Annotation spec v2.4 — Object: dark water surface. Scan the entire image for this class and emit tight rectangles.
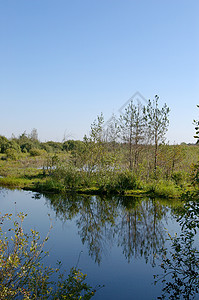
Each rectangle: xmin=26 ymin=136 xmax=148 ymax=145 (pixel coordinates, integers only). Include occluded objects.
xmin=0 ymin=188 xmax=184 ymax=299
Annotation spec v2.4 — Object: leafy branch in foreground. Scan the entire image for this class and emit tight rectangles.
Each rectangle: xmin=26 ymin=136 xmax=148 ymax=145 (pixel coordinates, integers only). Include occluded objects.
xmin=0 ymin=212 xmax=97 ymax=299
xmin=154 ymin=192 xmax=199 ymax=299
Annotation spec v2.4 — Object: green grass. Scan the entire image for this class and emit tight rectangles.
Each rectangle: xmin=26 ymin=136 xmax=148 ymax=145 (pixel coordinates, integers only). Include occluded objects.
xmin=0 ymin=153 xmax=57 ymax=189
xmin=0 ymin=177 xmax=37 ymax=188
xmin=145 ymin=180 xmax=182 ymax=198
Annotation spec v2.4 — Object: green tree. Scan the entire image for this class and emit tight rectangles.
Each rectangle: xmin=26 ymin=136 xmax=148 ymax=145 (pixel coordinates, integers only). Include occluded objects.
xmin=119 ymin=101 xmax=145 ymax=170
xmin=0 ymin=136 xmax=9 ymax=153
xmin=83 ymin=113 xmax=105 ymax=173
xmin=104 ymin=114 xmax=120 ymax=145
xmin=144 ymin=95 xmax=170 ymax=175
xmin=2 ymin=140 xmax=21 ymax=154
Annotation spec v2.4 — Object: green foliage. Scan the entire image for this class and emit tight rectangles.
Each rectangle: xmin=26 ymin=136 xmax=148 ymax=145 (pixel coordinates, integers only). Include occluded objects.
xmin=35 ymin=178 xmax=64 ymax=193
xmin=0 ymin=177 xmax=32 ymax=188
xmin=41 ymin=154 xmax=60 ymax=176
xmin=52 ymin=164 xmax=84 ymax=190
xmin=1 ymin=140 xmax=21 ymax=155
xmin=146 ymin=180 xmax=180 ymax=198
xmin=5 ymin=149 xmax=19 ymax=160
xmin=90 ymin=113 xmax=104 ymax=143
xmin=21 ymin=141 xmax=34 ymax=153
xmin=17 ymin=132 xmax=38 ymax=153
xmin=0 ymin=136 xmax=9 ymax=153
xmin=0 ymin=141 xmax=197 ymax=196
xmin=29 ymin=148 xmax=46 ymax=157
xmin=155 ymin=193 xmax=199 ymax=299
xmin=63 ymin=167 xmax=83 ymax=190
xmin=63 ymin=140 xmax=85 ymax=152
xmin=90 ymin=169 xmax=142 ymax=193
xmin=104 ymin=113 xmax=120 ymax=144
xmin=190 ymin=162 xmax=199 ymax=187
xmin=1 ymin=106 xmax=199 ymax=196
xmin=119 ymin=101 xmax=145 ymax=170
xmin=92 ymin=169 xmax=116 ymax=192
xmin=144 ymin=95 xmax=170 ymax=173
xmin=115 ymin=171 xmax=139 ymax=190
xmin=0 ymin=212 xmax=96 ymax=299
xmin=43 ymin=141 xmax=63 ymax=153
xmin=144 ymin=96 xmax=170 ymax=144
xmin=171 ymin=171 xmax=185 ymax=185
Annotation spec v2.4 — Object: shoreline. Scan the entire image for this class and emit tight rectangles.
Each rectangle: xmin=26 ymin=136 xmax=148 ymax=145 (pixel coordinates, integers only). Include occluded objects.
xmin=0 ymin=176 xmax=185 ymax=199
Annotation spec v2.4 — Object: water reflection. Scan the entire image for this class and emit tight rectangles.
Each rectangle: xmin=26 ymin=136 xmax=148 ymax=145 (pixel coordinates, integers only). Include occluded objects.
xmin=116 ymin=198 xmax=167 ymax=265
xmin=44 ymin=193 xmax=178 ymax=266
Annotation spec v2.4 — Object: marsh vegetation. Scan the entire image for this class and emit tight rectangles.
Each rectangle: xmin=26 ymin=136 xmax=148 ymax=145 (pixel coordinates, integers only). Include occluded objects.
xmin=0 ymin=98 xmax=199 ymax=198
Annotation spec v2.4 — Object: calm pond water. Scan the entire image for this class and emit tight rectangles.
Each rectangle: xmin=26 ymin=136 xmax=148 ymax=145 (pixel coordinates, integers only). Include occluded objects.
xmin=0 ymin=188 xmax=191 ymax=299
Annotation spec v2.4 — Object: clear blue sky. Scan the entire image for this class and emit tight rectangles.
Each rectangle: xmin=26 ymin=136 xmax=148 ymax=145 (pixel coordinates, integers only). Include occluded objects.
xmin=0 ymin=0 xmax=199 ymax=143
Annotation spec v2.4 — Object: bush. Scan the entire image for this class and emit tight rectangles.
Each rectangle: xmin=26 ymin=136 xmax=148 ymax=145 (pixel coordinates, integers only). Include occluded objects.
xmin=0 ymin=212 xmax=96 ymax=299
xmin=36 ymin=178 xmax=64 ymax=193
xmin=95 ymin=170 xmax=141 ymax=193
xmin=1 ymin=140 xmax=21 ymax=154
xmin=115 ymin=171 xmax=138 ymax=190
xmin=146 ymin=180 xmax=180 ymax=198
xmin=29 ymin=148 xmax=46 ymax=157
xmin=190 ymin=162 xmax=199 ymax=187
xmin=20 ymin=141 xmax=34 ymax=153
xmin=63 ymin=166 xmax=82 ymax=189
xmin=5 ymin=148 xmax=19 ymax=160
xmin=171 ymin=171 xmax=186 ymax=185
xmin=0 ymin=136 xmax=9 ymax=153
xmin=52 ymin=164 xmax=86 ymax=190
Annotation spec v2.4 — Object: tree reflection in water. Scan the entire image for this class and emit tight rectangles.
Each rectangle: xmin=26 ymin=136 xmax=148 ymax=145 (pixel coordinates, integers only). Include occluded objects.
xmin=155 ymin=192 xmax=199 ymax=300
xmin=44 ymin=193 xmax=173 ymax=267
xmin=76 ymin=196 xmax=119 ymax=264
xmin=116 ymin=197 xmax=168 ymax=265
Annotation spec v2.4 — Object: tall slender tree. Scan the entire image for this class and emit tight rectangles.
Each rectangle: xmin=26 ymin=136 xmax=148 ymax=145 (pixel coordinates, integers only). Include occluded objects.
xmin=83 ymin=113 xmax=105 ymax=172
xmin=144 ymin=95 xmax=170 ymax=174
xmin=119 ymin=101 xmax=146 ymax=170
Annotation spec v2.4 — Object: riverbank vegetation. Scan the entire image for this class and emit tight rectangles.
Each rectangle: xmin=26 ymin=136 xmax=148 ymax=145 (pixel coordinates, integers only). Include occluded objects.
xmin=0 ymin=97 xmax=199 ymax=198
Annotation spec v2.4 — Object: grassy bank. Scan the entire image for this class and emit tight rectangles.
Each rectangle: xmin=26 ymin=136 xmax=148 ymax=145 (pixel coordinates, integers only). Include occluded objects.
xmin=33 ymin=178 xmax=185 ymax=198
xmin=0 ymin=152 xmax=196 ymax=199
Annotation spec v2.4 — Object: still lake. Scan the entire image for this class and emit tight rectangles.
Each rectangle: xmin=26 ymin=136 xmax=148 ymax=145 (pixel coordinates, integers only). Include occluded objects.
xmin=0 ymin=188 xmax=183 ymax=299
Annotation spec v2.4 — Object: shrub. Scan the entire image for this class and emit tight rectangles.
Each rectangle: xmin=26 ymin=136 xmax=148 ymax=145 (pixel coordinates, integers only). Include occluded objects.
xmin=1 ymin=140 xmax=21 ymax=154
xmin=190 ymin=162 xmax=199 ymax=187
xmin=29 ymin=148 xmax=46 ymax=157
xmin=20 ymin=141 xmax=34 ymax=153
xmin=146 ymin=180 xmax=180 ymax=198
xmin=115 ymin=171 xmax=138 ymax=190
xmin=171 ymin=171 xmax=186 ymax=185
xmin=0 ymin=212 xmax=96 ymax=299
xmin=5 ymin=148 xmax=19 ymax=160
xmin=95 ymin=169 xmax=141 ymax=193
xmin=36 ymin=178 xmax=64 ymax=193
xmin=63 ymin=166 xmax=82 ymax=189
xmin=53 ymin=164 xmax=85 ymax=190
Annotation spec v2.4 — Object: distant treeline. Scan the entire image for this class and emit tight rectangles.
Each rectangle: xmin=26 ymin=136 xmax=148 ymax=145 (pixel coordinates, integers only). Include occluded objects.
xmin=0 ymin=130 xmax=84 ymax=156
